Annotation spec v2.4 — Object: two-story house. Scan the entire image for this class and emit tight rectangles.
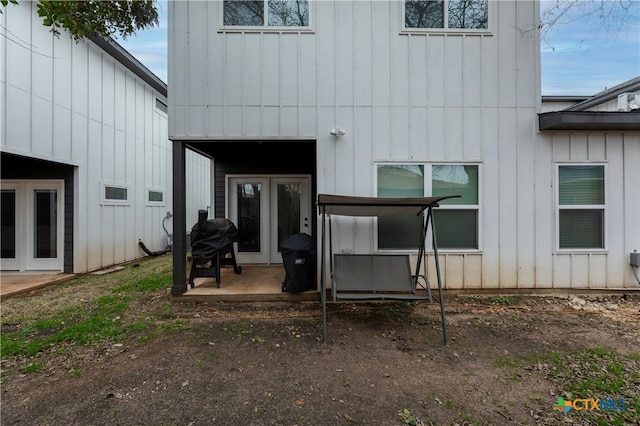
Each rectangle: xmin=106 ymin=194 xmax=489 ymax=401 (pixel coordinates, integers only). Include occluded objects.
xmin=168 ymin=0 xmax=639 ymax=295
xmin=1 ymin=1 xmax=211 ymax=275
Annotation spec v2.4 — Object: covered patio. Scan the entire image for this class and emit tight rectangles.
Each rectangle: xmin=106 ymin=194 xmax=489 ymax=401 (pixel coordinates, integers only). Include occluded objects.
xmin=178 ymin=264 xmax=320 ymax=303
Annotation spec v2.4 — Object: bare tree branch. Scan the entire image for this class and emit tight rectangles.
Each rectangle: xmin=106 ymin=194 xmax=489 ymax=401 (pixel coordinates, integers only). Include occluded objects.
xmin=540 ymin=0 xmax=639 ymax=42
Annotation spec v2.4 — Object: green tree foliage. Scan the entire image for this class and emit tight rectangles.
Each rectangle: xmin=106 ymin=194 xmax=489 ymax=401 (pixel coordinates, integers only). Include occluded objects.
xmin=0 ymin=0 xmax=159 ymax=41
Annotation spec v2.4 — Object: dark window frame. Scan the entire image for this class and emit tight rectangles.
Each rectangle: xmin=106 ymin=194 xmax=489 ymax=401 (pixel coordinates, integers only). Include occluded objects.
xmin=222 ymin=0 xmax=311 ymax=29
xmin=403 ymin=0 xmax=490 ymax=32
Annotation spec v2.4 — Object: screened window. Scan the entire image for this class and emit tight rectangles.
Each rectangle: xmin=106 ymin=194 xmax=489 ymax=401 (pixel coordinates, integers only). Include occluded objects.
xmin=558 ymin=165 xmax=605 ymax=249
xmin=405 ymin=0 xmax=488 ymax=30
xmin=377 ymin=164 xmax=479 ymax=250
xmin=224 ymin=0 xmax=309 ymax=27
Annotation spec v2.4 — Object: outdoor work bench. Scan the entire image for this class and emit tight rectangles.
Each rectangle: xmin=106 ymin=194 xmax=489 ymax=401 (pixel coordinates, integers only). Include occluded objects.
xmin=317 ymin=194 xmax=460 ymax=345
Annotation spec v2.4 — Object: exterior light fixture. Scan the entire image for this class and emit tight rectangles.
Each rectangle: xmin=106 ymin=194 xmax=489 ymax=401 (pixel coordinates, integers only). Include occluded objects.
xmin=330 ymin=128 xmax=346 ymax=137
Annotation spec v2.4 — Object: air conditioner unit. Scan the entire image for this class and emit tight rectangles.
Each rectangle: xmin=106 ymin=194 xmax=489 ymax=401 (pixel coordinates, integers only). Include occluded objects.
xmin=617 ymin=92 xmax=640 ymax=111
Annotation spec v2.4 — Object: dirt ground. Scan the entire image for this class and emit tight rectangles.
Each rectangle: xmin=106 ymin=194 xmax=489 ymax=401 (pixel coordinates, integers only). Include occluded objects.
xmin=2 ymin=267 xmax=639 ymax=425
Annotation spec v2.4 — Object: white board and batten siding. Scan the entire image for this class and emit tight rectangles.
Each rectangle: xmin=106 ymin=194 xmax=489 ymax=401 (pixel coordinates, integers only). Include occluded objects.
xmin=186 ymin=148 xmax=214 ymax=226
xmin=536 ymin=130 xmax=640 ymax=289
xmin=170 ymin=0 xmax=639 ymax=290
xmin=1 ymin=2 xmax=210 ymax=273
xmin=539 ymin=91 xmax=639 ymax=289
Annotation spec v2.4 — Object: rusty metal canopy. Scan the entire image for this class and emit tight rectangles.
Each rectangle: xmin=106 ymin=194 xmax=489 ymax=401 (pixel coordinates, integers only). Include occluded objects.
xmin=316 ymin=194 xmax=460 ymax=217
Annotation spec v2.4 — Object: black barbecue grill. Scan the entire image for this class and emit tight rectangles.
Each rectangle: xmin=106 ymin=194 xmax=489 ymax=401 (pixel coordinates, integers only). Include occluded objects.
xmin=188 ymin=210 xmax=241 ymax=288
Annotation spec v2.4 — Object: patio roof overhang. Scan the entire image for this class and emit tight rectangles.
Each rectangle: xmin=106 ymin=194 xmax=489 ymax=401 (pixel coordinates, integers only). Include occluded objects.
xmin=538 ymin=111 xmax=640 ymax=132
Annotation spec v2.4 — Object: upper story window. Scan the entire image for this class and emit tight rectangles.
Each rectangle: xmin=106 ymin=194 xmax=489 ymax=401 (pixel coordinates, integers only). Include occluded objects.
xmin=405 ymin=0 xmax=488 ymax=30
xmin=223 ymin=0 xmax=309 ymax=27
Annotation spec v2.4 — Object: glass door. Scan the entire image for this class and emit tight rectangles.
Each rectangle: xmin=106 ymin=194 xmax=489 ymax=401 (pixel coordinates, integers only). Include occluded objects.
xmin=270 ymin=178 xmax=311 ymax=263
xmin=0 ymin=184 xmax=20 ymax=271
xmin=228 ymin=176 xmax=311 ymax=264
xmin=0 ymin=181 xmax=64 ymax=271
xmin=26 ymin=182 xmax=64 ymax=270
xmin=228 ymin=178 xmax=269 ymax=264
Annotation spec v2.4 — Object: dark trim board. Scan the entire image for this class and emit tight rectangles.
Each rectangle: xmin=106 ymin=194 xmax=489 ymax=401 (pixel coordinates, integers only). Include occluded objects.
xmin=172 ymin=141 xmax=188 ymax=295
xmin=539 ymin=111 xmax=640 ymax=131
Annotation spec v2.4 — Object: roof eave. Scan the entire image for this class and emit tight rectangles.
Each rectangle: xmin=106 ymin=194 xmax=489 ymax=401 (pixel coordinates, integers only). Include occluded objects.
xmin=538 ymin=111 xmax=640 ymax=132
xmin=88 ymin=34 xmax=167 ymax=98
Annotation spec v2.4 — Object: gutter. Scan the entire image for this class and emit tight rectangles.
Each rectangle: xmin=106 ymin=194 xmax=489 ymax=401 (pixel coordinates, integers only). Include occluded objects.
xmin=539 ymin=111 xmax=640 ymax=131
xmin=88 ymin=34 xmax=167 ymax=98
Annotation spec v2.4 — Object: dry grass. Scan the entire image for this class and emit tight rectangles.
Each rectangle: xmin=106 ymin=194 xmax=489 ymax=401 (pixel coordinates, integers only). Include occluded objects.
xmin=1 ymin=255 xmax=172 ymax=324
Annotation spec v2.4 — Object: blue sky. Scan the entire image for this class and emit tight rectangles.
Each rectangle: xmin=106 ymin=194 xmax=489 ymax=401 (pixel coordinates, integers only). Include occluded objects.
xmin=540 ymin=0 xmax=640 ymax=95
xmin=116 ymin=0 xmax=640 ymax=96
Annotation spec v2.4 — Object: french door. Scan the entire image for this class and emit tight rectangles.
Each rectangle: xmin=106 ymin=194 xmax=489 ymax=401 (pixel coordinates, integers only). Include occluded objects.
xmin=0 ymin=180 xmax=64 ymax=271
xmin=227 ymin=176 xmax=311 ymax=264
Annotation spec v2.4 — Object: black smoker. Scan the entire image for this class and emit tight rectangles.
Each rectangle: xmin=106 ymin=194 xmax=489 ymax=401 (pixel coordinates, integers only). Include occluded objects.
xmin=280 ymin=232 xmax=317 ymax=293
xmin=189 ymin=210 xmax=241 ymax=288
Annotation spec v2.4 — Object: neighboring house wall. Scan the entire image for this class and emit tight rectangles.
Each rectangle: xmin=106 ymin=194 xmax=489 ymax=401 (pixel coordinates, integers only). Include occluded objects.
xmin=169 ymin=0 xmax=639 ymax=290
xmin=536 ymin=126 xmax=640 ymax=289
xmin=186 ymin=148 xmax=213 ymax=226
xmin=584 ymin=100 xmax=622 ymax=112
xmin=0 ymin=2 xmax=210 ymax=273
xmin=540 ymin=99 xmax=587 ymax=113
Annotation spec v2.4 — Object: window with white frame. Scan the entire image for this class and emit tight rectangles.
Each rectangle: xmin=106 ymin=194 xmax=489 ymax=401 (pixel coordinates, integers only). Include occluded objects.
xmin=155 ymin=98 xmax=168 ymax=114
xmin=376 ymin=163 xmax=479 ymax=250
xmin=557 ymin=164 xmax=605 ymax=250
xmin=147 ymin=189 xmax=164 ymax=205
xmin=102 ymin=183 xmax=130 ymax=205
xmin=404 ymin=0 xmax=488 ymax=30
xmin=223 ymin=0 xmax=309 ymax=27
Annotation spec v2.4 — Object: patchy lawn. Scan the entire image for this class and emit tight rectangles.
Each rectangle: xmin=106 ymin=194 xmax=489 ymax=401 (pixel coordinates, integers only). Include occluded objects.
xmin=1 ymin=255 xmax=639 ymax=425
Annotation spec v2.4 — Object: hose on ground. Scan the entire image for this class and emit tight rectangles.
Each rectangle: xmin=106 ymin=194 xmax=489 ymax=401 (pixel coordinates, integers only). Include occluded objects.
xmin=138 ymin=240 xmax=167 ymax=257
